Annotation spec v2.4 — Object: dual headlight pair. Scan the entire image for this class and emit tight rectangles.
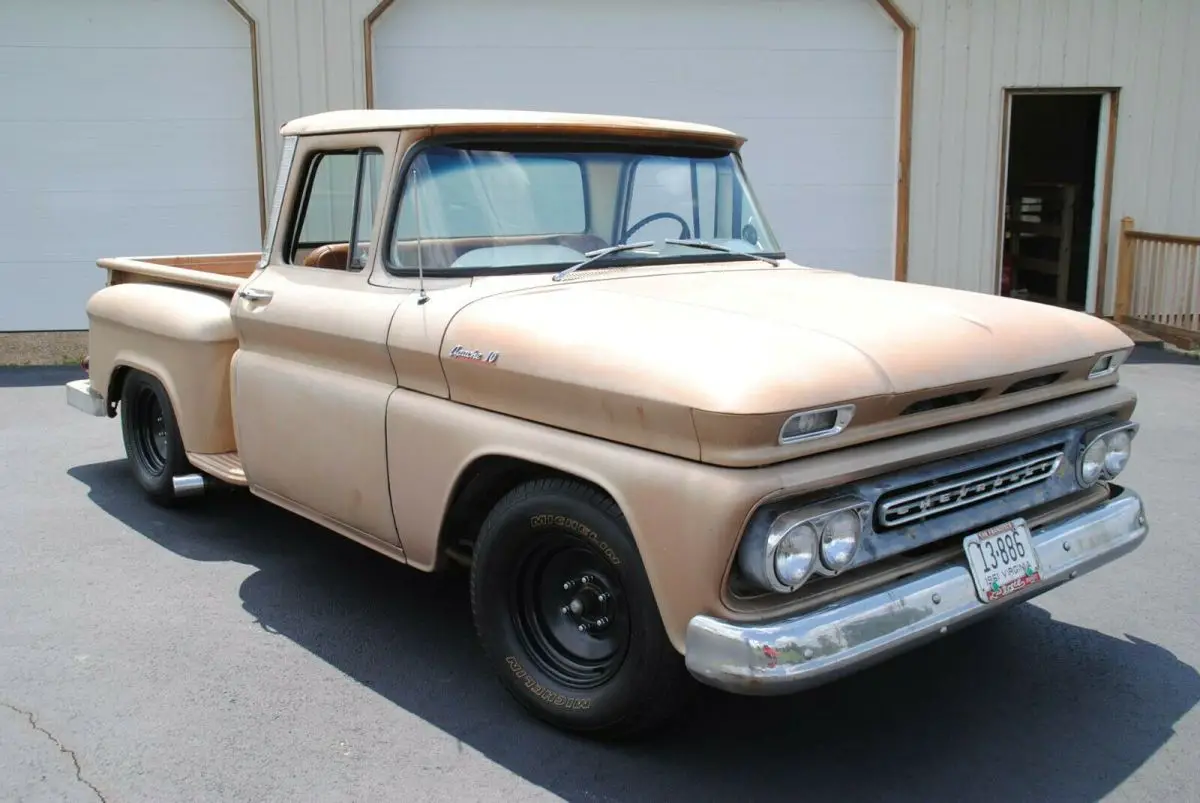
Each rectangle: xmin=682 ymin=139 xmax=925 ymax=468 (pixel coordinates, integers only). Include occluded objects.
xmin=1078 ymin=421 xmax=1137 ymax=486
xmin=737 ymin=497 xmax=870 ymax=594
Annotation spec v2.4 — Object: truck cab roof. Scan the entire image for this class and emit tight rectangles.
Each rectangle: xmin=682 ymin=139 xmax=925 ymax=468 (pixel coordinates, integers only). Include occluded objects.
xmin=277 ymin=108 xmax=746 ymax=148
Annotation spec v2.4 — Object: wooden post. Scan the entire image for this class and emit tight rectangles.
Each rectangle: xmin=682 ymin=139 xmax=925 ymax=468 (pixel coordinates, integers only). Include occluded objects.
xmin=1115 ymin=216 xmax=1135 ymax=320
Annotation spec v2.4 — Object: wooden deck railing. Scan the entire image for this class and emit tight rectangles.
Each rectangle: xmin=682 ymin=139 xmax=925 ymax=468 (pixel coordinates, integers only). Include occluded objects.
xmin=1115 ymin=217 xmax=1200 ymax=348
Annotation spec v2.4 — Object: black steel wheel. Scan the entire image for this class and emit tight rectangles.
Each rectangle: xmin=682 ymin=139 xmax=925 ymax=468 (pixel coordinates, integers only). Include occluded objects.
xmin=470 ymin=478 xmax=695 ymax=739
xmin=510 ymin=536 xmax=631 ymax=690
xmin=119 ymin=370 xmax=189 ymax=505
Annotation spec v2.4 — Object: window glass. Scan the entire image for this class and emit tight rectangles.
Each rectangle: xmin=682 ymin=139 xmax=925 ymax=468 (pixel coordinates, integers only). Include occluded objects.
xmin=387 ymin=143 xmax=780 ymax=274
xmin=394 ymin=148 xmax=585 ymax=241
xmin=349 ymin=151 xmax=384 ymax=269
xmin=625 ymin=157 xmax=718 ymax=241
xmin=289 ymin=148 xmax=383 ymax=270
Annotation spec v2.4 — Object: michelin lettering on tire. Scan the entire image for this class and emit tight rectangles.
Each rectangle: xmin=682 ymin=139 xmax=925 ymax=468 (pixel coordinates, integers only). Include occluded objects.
xmin=505 ymin=656 xmax=592 ymax=710
xmin=529 ymin=513 xmax=621 ymax=565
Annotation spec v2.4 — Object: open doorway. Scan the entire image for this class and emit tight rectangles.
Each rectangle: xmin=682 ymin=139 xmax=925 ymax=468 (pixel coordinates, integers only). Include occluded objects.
xmin=997 ymin=90 xmax=1115 ymax=312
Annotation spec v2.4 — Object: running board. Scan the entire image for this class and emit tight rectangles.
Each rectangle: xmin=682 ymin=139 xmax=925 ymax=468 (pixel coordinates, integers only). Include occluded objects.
xmin=186 ymin=451 xmax=247 ymax=486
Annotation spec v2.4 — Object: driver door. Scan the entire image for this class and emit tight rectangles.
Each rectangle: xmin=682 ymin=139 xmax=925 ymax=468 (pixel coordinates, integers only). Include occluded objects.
xmin=230 ymin=131 xmax=405 ymax=547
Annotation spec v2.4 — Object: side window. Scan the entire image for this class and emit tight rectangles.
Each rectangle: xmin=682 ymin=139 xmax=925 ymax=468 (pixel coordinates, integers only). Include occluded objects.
xmin=288 ymin=148 xmax=383 ymax=270
xmin=625 ymin=157 xmax=717 ymax=241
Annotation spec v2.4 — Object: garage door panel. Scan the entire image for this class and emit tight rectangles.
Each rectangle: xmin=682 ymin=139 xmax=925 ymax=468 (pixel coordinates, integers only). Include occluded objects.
xmin=0 ymin=190 xmax=260 ymax=263
xmin=1 ymin=0 xmax=259 ymax=331
xmin=0 ymin=121 xmax=257 ymax=193
xmin=774 ymin=184 xmax=896 ymax=248
xmin=380 ymin=0 xmax=895 ymax=51
xmin=0 ymin=49 xmax=253 ymax=122
xmin=373 ymin=0 xmax=898 ymax=280
xmin=0 ymin=0 xmax=245 ymax=49
xmin=374 ymin=48 xmax=896 ymax=124
xmin=740 ymin=119 xmax=896 ymax=186
xmin=745 ymin=183 xmax=894 ymax=277
xmin=0 ymin=263 xmax=106 ymax=332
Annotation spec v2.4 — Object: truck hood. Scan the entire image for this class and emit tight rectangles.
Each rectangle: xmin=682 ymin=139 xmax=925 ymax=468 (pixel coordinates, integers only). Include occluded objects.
xmin=439 ymin=264 xmax=1134 ymax=464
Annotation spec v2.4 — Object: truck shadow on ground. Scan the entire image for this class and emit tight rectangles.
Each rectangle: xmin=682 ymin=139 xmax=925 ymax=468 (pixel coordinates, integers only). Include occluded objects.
xmin=69 ymin=459 xmax=1198 ymax=803
xmin=0 ymin=365 xmax=84 ymax=389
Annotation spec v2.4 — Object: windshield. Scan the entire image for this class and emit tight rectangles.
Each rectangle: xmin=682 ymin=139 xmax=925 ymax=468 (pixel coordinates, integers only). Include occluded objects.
xmin=387 ymin=142 xmax=782 ymax=274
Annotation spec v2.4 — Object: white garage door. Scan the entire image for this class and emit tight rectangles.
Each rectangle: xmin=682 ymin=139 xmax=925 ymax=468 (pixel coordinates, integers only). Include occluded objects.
xmin=0 ymin=0 xmax=261 ymax=331
xmin=371 ymin=0 xmax=899 ymax=279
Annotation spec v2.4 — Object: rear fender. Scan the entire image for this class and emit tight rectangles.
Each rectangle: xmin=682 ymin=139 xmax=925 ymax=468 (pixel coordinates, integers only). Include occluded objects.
xmin=86 ymin=282 xmax=239 ymax=454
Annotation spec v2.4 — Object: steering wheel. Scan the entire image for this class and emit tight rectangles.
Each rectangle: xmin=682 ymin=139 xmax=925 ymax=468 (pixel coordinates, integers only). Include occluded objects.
xmin=620 ymin=211 xmax=691 ymax=243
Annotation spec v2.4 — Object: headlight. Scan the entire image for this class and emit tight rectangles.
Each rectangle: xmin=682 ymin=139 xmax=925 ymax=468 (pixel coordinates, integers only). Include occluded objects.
xmin=773 ymin=521 xmax=818 ymax=587
xmin=737 ymin=497 xmax=869 ymax=593
xmin=1104 ymin=429 xmax=1133 ymax=474
xmin=819 ymin=510 xmax=862 ymax=571
xmin=1079 ymin=439 xmax=1107 ymax=485
xmin=1076 ymin=422 xmax=1139 ymax=487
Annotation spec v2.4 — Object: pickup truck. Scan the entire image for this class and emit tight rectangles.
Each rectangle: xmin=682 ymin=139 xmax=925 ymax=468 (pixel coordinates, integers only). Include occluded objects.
xmin=66 ymin=108 xmax=1149 ymax=739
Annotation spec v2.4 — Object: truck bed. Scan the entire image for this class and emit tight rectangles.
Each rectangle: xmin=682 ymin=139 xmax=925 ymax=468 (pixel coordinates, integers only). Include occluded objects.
xmin=97 ymin=252 xmax=260 ymax=295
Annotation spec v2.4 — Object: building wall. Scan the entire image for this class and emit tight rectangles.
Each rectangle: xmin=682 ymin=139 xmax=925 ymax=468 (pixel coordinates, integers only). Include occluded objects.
xmin=234 ymin=0 xmax=383 ymax=198
xmin=7 ymin=0 xmax=1197 ymax=360
xmin=241 ymin=0 xmax=1200 ymax=315
xmin=893 ymin=0 xmax=1200 ymax=313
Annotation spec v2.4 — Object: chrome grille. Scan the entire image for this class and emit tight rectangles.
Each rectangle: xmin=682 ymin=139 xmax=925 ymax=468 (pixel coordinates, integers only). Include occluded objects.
xmin=876 ymin=449 xmax=1064 ymax=528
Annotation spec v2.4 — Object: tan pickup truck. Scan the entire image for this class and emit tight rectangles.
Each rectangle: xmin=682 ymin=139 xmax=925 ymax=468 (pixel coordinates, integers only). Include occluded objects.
xmin=66 ymin=109 xmax=1148 ymax=739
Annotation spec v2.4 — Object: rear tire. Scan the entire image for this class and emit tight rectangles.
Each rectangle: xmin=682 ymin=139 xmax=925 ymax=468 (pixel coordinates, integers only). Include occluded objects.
xmin=470 ymin=478 xmax=695 ymax=739
xmin=119 ymin=370 xmax=190 ymax=506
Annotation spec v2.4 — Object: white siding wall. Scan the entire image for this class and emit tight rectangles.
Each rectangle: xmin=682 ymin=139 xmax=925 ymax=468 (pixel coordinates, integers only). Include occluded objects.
xmin=894 ymin=0 xmax=1200 ymax=312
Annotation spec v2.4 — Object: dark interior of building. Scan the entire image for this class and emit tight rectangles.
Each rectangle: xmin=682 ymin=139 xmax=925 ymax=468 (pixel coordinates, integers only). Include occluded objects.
xmin=1001 ymin=93 xmax=1103 ymax=309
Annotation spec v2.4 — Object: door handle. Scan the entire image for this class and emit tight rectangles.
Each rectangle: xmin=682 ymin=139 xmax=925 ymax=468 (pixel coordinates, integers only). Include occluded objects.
xmin=238 ymin=287 xmax=273 ymax=302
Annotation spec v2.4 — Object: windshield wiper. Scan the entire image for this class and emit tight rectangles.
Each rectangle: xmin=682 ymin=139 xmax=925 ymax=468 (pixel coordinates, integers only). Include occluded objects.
xmin=551 ymin=241 xmax=656 ymax=282
xmin=665 ymin=238 xmax=780 ymax=267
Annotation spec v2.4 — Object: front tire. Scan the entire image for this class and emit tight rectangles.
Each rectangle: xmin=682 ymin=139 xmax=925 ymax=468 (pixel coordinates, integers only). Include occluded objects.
xmin=470 ymin=478 xmax=695 ymax=739
xmin=119 ymin=370 xmax=190 ymax=506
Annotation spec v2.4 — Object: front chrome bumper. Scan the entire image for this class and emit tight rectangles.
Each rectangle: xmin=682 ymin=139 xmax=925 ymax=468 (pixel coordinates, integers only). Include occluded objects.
xmin=685 ymin=486 xmax=1148 ymax=695
xmin=65 ymin=378 xmax=107 ymax=417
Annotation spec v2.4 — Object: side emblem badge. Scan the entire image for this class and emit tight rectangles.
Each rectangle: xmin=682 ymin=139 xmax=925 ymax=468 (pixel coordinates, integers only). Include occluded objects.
xmin=449 ymin=345 xmax=500 ymax=365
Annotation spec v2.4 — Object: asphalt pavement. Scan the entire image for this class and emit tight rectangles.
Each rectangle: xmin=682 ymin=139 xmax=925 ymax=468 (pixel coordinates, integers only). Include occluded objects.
xmin=1 ymin=351 xmax=1197 ymax=803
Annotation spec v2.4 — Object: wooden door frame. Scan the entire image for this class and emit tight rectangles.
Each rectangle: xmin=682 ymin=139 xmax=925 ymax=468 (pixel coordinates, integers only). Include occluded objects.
xmin=993 ymin=87 xmax=1120 ymax=314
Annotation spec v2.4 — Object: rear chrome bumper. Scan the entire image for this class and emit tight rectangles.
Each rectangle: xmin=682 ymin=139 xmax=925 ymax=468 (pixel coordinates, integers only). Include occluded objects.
xmin=65 ymin=379 xmax=106 ymax=417
xmin=685 ymin=486 xmax=1148 ymax=695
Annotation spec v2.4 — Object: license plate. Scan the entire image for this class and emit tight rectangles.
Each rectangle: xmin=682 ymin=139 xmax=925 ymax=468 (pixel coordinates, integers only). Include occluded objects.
xmin=963 ymin=519 xmax=1042 ymax=603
